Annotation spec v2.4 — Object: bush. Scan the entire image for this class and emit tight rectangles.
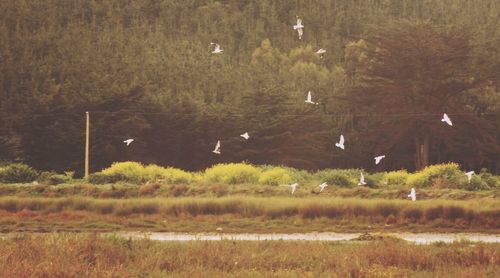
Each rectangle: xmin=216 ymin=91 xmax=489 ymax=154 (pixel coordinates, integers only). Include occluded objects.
xmin=88 ymin=173 xmax=124 ymax=184
xmin=203 ymin=163 xmax=260 ymax=184
xmin=37 ymin=171 xmax=72 ymax=185
xmin=382 ymin=170 xmax=410 ymax=187
xmin=364 ymin=172 xmax=384 ymax=188
xmin=464 ymin=175 xmax=489 ymax=191
xmin=258 ymin=168 xmax=293 ymax=186
xmin=95 ymin=163 xmax=193 ymax=184
xmin=478 ymin=169 xmax=499 ymax=189
xmin=101 ymin=162 xmax=146 ymax=183
xmin=37 ymin=171 xmax=58 ymax=183
xmin=143 ymin=164 xmax=165 ymax=181
xmin=0 ymin=163 xmax=39 ymax=183
xmin=407 ymin=163 xmax=464 ymax=188
xmin=162 ymin=167 xmax=193 ymax=184
xmin=314 ymin=169 xmax=358 ymax=187
xmin=47 ymin=174 xmax=72 ymax=185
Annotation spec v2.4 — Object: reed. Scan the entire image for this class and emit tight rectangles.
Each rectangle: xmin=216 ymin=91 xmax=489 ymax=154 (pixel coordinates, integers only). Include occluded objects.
xmin=0 ymin=233 xmax=498 ymax=277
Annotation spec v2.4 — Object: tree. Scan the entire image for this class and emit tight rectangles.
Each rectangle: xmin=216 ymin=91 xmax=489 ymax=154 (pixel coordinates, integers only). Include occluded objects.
xmin=343 ymin=20 xmax=499 ymax=170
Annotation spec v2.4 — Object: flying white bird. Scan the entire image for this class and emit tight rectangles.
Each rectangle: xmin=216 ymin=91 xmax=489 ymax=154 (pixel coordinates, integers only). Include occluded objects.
xmin=211 ymin=43 xmax=223 ymax=54
xmin=465 ymin=171 xmax=474 ymax=183
xmin=293 ymin=16 xmax=304 ymax=40
xmin=212 ymin=140 xmax=221 ymax=154
xmin=335 ymin=134 xmax=345 ymax=150
xmin=374 ymin=155 xmax=386 ymax=165
xmin=408 ymin=187 xmax=416 ymax=201
xmin=316 ymin=48 xmax=326 ymax=58
xmin=240 ymin=132 xmax=250 ymax=140
xmin=290 ymin=183 xmax=298 ymax=194
xmin=305 ymin=91 xmax=317 ymax=105
xmin=123 ymin=139 xmax=134 ymax=146
xmin=358 ymin=172 xmax=366 ymax=186
xmin=318 ymin=182 xmax=328 ymax=192
xmin=441 ymin=113 xmax=453 ymax=126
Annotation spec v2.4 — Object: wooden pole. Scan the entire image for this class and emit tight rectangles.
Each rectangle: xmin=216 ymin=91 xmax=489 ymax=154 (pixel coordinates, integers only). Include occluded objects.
xmin=85 ymin=111 xmax=90 ymax=179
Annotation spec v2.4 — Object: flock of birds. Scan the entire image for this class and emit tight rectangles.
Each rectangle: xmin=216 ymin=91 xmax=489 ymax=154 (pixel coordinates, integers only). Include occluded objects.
xmin=119 ymin=16 xmax=475 ymax=202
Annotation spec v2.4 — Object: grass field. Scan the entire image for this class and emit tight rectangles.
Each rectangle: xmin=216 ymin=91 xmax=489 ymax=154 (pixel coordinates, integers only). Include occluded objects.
xmin=0 ymin=233 xmax=498 ymax=277
xmin=1 ymin=182 xmax=498 ymax=200
xmin=0 ymin=196 xmax=498 ymax=233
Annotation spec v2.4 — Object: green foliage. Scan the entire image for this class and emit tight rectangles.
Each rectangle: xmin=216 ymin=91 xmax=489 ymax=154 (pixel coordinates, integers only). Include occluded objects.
xmin=2 ymin=161 xmax=498 ymax=192
xmin=102 ymin=162 xmax=146 ymax=184
xmin=464 ymin=175 xmax=489 ymax=191
xmin=478 ymin=169 xmax=499 ymax=188
xmin=382 ymin=170 xmax=410 ymax=187
xmin=92 ymin=162 xmax=193 ymax=184
xmin=1 ymin=0 xmax=499 ymax=172
xmin=314 ymin=169 xmax=359 ymax=187
xmin=203 ymin=163 xmax=260 ymax=185
xmin=0 ymin=163 xmax=39 ymax=183
xmin=258 ymin=168 xmax=293 ymax=186
xmin=88 ymin=173 xmax=124 ymax=185
xmin=364 ymin=172 xmax=384 ymax=188
xmin=161 ymin=167 xmax=193 ymax=184
xmin=37 ymin=171 xmax=72 ymax=185
xmin=407 ymin=163 xmax=464 ymax=188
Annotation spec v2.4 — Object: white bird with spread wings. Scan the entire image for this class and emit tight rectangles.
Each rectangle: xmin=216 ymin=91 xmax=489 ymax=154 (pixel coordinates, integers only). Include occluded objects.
xmin=240 ymin=132 xmax=249 ymax=140
xmin=335 ymin=134 xmax=345 ymax=150
xmin=441 ymin=113 xmax=453 ymax=126
xmin=293 ymin=16 xmax=304 ymax=40
xmin=212 ymin=140 xmax=221 ymax=154
xmin=318 ymin=182 xmax=328 ymax=192
xmin=465 ymin=171 xmax=474 ymax=183
xmin=123 ymin=139 xmax=134 ymax=146
xmin=305 ymin=91 xmax=317 ymax=105
xmin=211 ymin=43 xmax=223 ymax=54
xmin=374 ymin=155 xmax=386 ymax=165
xmin=358 ymin=172 xmax=366 ymax=186
xmin=408 ymin=187 xmax=416 ymax=201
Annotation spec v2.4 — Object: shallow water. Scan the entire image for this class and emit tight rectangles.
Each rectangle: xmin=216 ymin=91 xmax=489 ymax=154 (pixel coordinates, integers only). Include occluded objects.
xmin=119 ymin=232 xmax=500 ymax=244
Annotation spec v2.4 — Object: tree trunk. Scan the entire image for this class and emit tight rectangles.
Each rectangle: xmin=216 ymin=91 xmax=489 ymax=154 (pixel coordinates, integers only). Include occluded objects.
xmin=415 ymin=134 xmax=429 ymax=170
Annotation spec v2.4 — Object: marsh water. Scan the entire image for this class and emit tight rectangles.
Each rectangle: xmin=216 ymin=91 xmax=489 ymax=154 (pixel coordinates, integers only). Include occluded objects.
xmin=118 ymin=232 xmax=500 ymax=244
xmin=1 ymin=232 xmax=498 ymax=244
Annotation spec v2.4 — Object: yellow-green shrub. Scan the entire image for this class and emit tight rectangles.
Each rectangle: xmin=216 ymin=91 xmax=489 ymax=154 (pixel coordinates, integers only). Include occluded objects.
xmin=101 ymin=162 xmax=145 ymax=183
xmin=313 ymin=169 xmax=359 ymax=187
xmin=99 ymin=163 xmax=193 ymax=184
xmin=163 ymin=167 xmax=192 ymax=184
xmin=259 ymin=168 xmax=293 ymax=186
xmin=407 ymin=163 xmax=464 ymax=188
xmin=143 ymin=164 xmax=165 ymax=181
xmin=203 ymin=163 xmax=260 ymax=184
xmin=382 ymin=170 xmax=410 ymax=187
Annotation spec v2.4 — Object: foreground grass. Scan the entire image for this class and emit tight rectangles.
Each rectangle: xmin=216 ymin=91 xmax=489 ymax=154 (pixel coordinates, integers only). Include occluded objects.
xmin=0 ymin=233 xmax=498 ymax=277
xmin=0 ymin=196 xmax=498 ymax=233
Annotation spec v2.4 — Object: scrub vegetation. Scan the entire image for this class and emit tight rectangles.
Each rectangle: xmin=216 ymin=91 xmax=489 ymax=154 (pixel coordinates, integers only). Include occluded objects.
xmin=0 ymin=233 xmax=498 ymax=277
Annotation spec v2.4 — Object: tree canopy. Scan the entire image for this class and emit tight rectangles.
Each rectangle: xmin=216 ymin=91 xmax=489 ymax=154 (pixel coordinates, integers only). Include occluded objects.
xmin=0 ymin=0 xmax=498 ymax=174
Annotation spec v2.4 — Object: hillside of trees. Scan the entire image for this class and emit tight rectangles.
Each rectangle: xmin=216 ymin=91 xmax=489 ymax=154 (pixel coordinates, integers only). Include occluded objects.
xmin=0 ymin=0 xmax=499 ymax=175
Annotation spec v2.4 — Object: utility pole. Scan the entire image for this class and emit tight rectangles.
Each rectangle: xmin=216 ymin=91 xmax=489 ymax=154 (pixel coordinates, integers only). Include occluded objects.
xmin=85 ymin=111 xmax=90 ymax=179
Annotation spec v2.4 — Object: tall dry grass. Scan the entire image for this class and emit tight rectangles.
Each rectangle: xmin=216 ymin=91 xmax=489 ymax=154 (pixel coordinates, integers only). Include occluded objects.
xmin=0 ymin=196 xmax=498 ymax=229
xmin=0 ymin=233 xmax=498 ymax=277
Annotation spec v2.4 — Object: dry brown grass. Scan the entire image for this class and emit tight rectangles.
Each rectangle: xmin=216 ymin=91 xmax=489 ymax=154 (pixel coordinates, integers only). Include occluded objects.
xmin=0 ymin=233 xmax=498 ymax=277
xmin=0 ymin=197 xmax=498 ymax=233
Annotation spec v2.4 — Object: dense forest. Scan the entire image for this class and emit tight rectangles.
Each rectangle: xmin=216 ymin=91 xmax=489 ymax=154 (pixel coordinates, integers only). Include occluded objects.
xmin=0 ymin=0 xmax=499 ymax=175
